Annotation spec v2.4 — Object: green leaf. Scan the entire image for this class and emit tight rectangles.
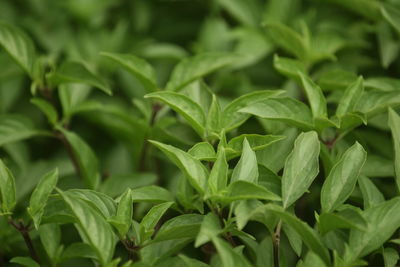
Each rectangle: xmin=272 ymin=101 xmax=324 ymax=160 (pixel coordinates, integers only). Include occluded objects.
xmin=0 ymin=23 xmax=36 ymax=78
xmin=283 ymin=222 xmax=302 ymax=256
xmin=224 ymin=180 xmax=281 ymax=202
xmin=300 ymin=251 xmax=328 ymax=267
xmin=179 ymin=254 xmax=210 ymax=267
xmin=48 ymin=61 xmax=111 ymax=95
xmin=239 ymin=97 xmax=314 ymax=129
xmin=383 ymin=247 xmax=399 ymax=267
xmin=166 ymin=53 xmax=236 ymax=91
xmin=262 ymin=204 xmax=330 ymax=265
xmin=194 ymin=212 xmax=221 ymax=247
xmin=10 ymin=257 xmax=40 ymax=267
xmin=153 ymin=214 xmax=203 ymax=242
xmin=231 ymin=138 xmax=258 ymax=183
xmin=326 ymin=0 xmax=381 ymax=20
xmin=358 ymin=176 xmax=385 ymax=209
xmin=207 ymin=146 xmax=228 ymax=195
xmin=0 ymin=114 xmax=45 ymax=147
xmin=30 ymin=98 xmax=58 ymax=125
xmin=273 ymin=54 xmax=306 ymax=81
xmin=299 ymin=72 xmax=327 ymax=118
xmin=140 ymin=202 xmax=174 ymax=239
xmin=0 ymin=159 xmax=16 ymax=214
xmin=223 ymin=90 xmax=284 ymax=131
xmin=318 ymin=208 xmax=368 ymax=234
xmin=226 ymin=134 xmax=285 ymax=159
xmin=257 ymin=128 xmax=298 ymax=173
xmin=188 ymin=142 xmax=216 ymax=161
xmin=336 ymin=76 xmax=364 ymax=117
xmin=388 ymin=108 xmax=400 ymax=191
xmin=145 ymin=91 xmax=206 ymax=137
xmin=218 ymin=0 xmax=261 ymax=26
xmin=381 ymin=4 xmax=400 ymax=34
xmin=58 ymin=189 xmax=116 ymax=266
xmin=39 ymin=224 xmax=62 ymax=264
xmin=28 ymin=168 xmax=59 ymax=229
xmin=211 ymin=237 xmax=252 ymax=267
xmin=108 ymin=188 xmax=133 ymax=237
xmin=101 ymin=52 xmax=157 ymax=91
xmin=348 ymin=197 xmax=400 ymax=259
xmin=149 ymin=141 xmax=208 ymax=194
xmin=206 ymin=94 xmax=222 ymax=138
xmin=320 ymin=142 xmax=367 ymax=213
xmin=131 ymin=185 xmax=174 ymax=203
xmin=61 ymin=242 xmax=96 ymax=261
xmin=57 ymin=128 xmax=99 ymax=189
xmin=99 ymin=173 xmax=157 ymax=197
xmin=265 ymin=22 xmax=308 ymax=60
xmin=282 ymin=131 xmax=320 ymax=208
xmin=67 ymin=189 xmax=116 ymax=218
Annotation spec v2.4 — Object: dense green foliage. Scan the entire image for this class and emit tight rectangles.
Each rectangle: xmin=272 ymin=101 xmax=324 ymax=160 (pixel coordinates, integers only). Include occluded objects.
xmin=2 ymin=0 xmax=400 ymax=266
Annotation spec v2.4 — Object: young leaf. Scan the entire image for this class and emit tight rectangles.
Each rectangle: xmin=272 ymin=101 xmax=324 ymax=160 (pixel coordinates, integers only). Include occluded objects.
xmin=348 ymin=197 xmax=400 ymax=259
xmin=39 ymin=224 xmax=62 ymax=264
xmin=211 ymin=237 xmax=252 ymax=267
xmin=265 ymin=22 xmax=308 ymax=60
xmin=320 ymin=142 xmax=367 ymax=213
xmin=261 ymin=204 xmax=330 ymax=265
xmin=10 ymin=257 xmax=40 ymax=267
xmin=145 ymin=91 xmax=206 ymax=137
xmin=28 ymin=168 xmax=59 ymax=229
xmin=206 ymin=94 xmax=222 ymax=138
xmin=194 ymin=212 xmax=221 ymax=247
xmin=318 ymin=208 xmax=368 ymax=234
xmin=299 ymin=72 xmax=327 ymax=118
xmin=239 ymin=97 xmax=314 ymax=129
xmin=224 ymin=180 xmax=281 ymax=202
xmin=188 ymin=142 xmax=216 ymax=161
xmin=381 ymin=3 xmax=400 ymax=34
xmin=226 ymin=134 xmax=285 ymax=159
xmin=0 ymin=23 xmax=36 ymax=78
xmin=149 ymin=141 xmax=208 ymax=194
xmin=140 ymin=202 xmax=174 ymax=238
xmin=0 ymin=159 xmax=16 ymax=214
xmin=336 ymin=76 xmax=364 ymax=117
xmin=30 ymin=98 xmax=58 ymax=125
xmin=388 ymin=108 xmax=400 ymax=191
xmin=273 ymin=54 xmax=306 ymax=81
xmin=207 ymin=146 xmax=228 ymax=195
xmin=60 ymin=242 xmax=96 ymax=261
xmin=218 ymin=0 xmax=261 ymax=26
xmin=101 ymin=52 xmax=158 ymax=91
xmin=0 ymin=114 xmax=45 ymax=147
xmin=131 ymin=185 xmax=174 ymax=203
xmin=358 ymin=176 xmax=385 ymax=209
xmin=58 ymin=189 xmax=116 ymax=266
xmin=383 ymin=247 xmax=399 ymax=267
xmin=48 ymin=61 xmax=112 ymax=95
xmin=282 ymin=131 xmax=320 ymax=208
xmin=67 ymin=189 xmax=116 ymax=218
xmin=57 ymin=128 xmax=100 ymax=189
xmin=108 ymin=188 xmax=133 ymax=237
xmin=222 ymin=90 xmax=284 ymax=131
xmin=166 ymin=53 xmax=236 ymax=91
xmin=231 ymin=138 xmax=258 ymax=183
xmin=153 ymin=214 xmax=203 ymax=242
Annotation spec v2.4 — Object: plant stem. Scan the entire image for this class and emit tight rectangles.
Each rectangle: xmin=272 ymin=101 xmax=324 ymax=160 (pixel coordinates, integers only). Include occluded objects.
xmin=273 ymin=220 xmax=282 ymax=267
xmin=55 ymin=130 xmax=81 ymax=178
xmin=139 ymin=103 xmax=161 ymax=171
xmin=8 ymin=218 xmax=40 ymax=263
